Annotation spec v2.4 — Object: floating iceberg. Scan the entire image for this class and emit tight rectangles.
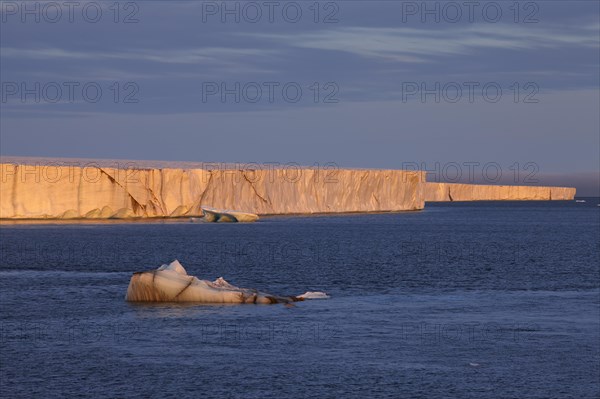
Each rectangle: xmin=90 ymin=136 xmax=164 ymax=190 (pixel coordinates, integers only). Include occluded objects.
xmin=126 ymin=260 xmax=329 ymax=304
xmin=201 ymin=207 xmax=259 ymax=223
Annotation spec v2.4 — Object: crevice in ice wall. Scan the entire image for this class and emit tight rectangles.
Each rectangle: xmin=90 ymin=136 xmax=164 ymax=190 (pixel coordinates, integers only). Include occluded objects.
xmin=191 ymin=170 xmax=214 ymax=212
xmin=242 ymin=171 xmax=271 ymax=206
xmin=146 ymin=183 xmax=168 ymax=216
xmin=98 ymin=167 xmax=148 ymax=216
xmin=372 ymin=192 xmax=380 ymax=207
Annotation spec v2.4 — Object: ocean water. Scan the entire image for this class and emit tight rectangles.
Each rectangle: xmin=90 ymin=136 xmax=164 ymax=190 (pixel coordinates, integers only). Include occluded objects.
xmin=1 ymin=200 xmax=599 ymax=398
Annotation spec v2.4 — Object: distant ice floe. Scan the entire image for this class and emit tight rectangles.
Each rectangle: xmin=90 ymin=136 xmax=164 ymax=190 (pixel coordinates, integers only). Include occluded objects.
xmin=297 ymin=291 xmax=331 ymax=299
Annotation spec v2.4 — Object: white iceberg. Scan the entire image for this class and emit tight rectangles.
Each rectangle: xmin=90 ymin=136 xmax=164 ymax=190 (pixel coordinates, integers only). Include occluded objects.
xmin=201 ymin=207 xmax=259 ymax=223
xmin=126 ymin=260 xmax=328 ymax=304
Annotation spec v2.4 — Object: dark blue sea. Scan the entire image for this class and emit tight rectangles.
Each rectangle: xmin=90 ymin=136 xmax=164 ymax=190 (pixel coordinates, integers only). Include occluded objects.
xmin=1 ymin=200 xmax=599 ymax=398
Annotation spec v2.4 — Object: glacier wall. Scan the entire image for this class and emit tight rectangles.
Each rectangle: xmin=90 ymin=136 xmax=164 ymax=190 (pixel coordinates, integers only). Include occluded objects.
xmin=0 ymin=163 xmax=425 ymax=219
xmin=0 ymin=161 xmax=577 ymax=219
xmin=424 ymin=182 xmax=576 ymax=202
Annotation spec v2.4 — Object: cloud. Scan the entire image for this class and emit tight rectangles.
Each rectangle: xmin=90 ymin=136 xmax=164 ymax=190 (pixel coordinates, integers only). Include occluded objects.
xmin=246 ymin=23 xmax=599 ymax=63
xmin=0 ymin=46 xmax=277 ymax=65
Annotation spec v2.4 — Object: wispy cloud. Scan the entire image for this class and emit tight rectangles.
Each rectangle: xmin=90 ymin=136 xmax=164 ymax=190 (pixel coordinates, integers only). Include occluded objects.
xmin=246 ymin=23 xmax=599 ymax=63
xmin=1 ymin=47 xmax=277 ymax=65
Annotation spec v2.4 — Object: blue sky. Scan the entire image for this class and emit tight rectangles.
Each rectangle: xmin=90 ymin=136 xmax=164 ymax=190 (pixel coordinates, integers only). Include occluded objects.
xmin=1 ymin=1 xmax=599 ymax=194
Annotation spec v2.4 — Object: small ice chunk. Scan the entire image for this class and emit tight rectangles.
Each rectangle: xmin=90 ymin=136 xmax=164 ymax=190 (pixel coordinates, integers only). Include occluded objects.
xmin=297 ymin=291 xmax=330 ymax=299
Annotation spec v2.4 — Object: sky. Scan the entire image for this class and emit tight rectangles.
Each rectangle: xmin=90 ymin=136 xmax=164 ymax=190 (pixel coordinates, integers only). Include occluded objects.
xmin=1 ymin=1 xmax=599 ymax=194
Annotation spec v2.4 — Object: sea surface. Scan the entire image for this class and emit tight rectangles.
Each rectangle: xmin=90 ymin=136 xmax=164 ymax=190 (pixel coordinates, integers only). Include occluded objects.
xmin=1 ymin=200 xmax=599 ymax=398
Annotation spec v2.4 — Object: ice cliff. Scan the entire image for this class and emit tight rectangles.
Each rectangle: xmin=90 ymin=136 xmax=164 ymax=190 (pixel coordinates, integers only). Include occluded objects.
xmin=0 ymin=161 xmax=577 ymax=220
xmin=424 ymin=182 xmax=576 ymax=201
xmin=0 ymin=162 xmax=425 ymax=219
